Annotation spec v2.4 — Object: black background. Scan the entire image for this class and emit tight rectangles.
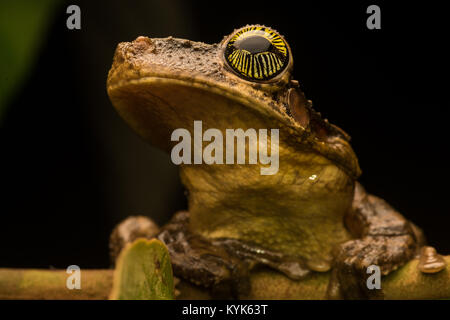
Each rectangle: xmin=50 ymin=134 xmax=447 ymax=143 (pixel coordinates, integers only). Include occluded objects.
xmin=1 ymin=1 xmax=448 ymax=269
xmin=1 ymin=300 xmax=447 ymax=318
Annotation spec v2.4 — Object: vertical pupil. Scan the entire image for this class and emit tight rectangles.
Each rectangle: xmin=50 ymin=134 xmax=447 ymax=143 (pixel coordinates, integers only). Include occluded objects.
xmin=234 ymin=36 xmax=272 ymax=54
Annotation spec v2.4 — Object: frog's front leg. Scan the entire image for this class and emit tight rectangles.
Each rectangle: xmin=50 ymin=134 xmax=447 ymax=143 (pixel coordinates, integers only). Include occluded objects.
xmin=328 ymin=182 xmax=445 ymax=299
xmin=156 ymin=211 xmax=311 ymax=298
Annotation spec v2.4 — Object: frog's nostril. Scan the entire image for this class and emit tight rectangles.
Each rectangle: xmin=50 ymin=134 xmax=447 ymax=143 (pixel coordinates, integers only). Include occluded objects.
xmin=133 ymin=36 xmax=156 ymax=53
xmin=135 ymin=36 xmax=152 ymax=45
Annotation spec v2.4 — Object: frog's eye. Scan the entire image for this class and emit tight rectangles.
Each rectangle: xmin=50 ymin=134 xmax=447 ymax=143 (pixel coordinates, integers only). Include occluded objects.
xmin=223 ymin=26 xmax=290 ymax=82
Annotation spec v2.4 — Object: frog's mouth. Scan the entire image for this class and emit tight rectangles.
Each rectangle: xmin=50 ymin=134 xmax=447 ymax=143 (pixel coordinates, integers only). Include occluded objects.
xmin=107 ymin=36 xmax=361 ymax=179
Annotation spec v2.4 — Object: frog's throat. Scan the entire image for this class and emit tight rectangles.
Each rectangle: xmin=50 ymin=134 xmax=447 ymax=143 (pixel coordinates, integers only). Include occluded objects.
xmin=180 ymin=149 xmax=354 ymax=272
xmin=107 ymin=75 xmax=360 ymax=180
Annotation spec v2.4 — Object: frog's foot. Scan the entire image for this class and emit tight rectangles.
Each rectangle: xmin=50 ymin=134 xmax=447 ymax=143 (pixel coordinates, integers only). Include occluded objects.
xmin=330 ymin=182 xmax=423 ymax=299
xmin=157 ymin=211 xmax=311 ymax=298
xmin=327 ymin=234 xmax=417 ymax=299
xmin=417 ymin=246 xmax=447 ymax=274
xmin=109 ymin=216 xmax=160 ymax=264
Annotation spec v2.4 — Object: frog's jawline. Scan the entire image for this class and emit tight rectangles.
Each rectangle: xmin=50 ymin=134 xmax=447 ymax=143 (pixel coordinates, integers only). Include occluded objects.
xmin=108 ymin=73 xmax=360 ymax=180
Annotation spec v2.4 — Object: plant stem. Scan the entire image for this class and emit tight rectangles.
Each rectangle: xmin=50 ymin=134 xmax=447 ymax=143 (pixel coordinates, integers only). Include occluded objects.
xmin=0 ymin=256 xmax=448 ymax=299
xmin=0 ymin=268 xmax=113 ymax=300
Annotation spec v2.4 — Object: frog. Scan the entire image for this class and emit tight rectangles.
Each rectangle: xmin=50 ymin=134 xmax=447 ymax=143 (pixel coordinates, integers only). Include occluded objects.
xmin=106 ymin=25 xmax=446 ymax=299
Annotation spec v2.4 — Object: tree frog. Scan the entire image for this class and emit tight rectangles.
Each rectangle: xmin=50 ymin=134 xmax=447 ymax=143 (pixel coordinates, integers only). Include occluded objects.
xmin=107 ymin=25 xmax=446 ymax=299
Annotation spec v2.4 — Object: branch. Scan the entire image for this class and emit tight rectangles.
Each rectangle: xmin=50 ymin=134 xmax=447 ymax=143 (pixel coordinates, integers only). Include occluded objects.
xmin=246 ymin=256 xmax=450 ymax=299
xmin=0 ymin=269 xmax=113 ymax=300
xmin=0 ymin=256 xmax=448 ymax=299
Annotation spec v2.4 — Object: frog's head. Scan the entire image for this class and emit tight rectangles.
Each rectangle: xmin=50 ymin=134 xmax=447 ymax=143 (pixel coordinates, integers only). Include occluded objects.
xmin=107 ymin=25 xmax=360 ymax=179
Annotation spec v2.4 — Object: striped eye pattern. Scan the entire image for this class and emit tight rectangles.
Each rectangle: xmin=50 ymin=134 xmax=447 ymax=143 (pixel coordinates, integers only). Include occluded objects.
xmin=224 ymin=26 xmax=289 ymax=81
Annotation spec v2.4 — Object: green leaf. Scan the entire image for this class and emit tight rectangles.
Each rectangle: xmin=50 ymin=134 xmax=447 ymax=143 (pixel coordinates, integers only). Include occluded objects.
xmin=110 ymin=238 xmax=174 ymax=300
xmin=0 ymin=0 xmax=61 ymax=123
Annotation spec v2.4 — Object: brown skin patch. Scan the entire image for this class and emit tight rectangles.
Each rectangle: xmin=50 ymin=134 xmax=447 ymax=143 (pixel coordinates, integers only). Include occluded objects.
xmin=157 ymin=211 xmax=310 ymax=299
xmin=287 ymin=88 xmax=310 ymax=128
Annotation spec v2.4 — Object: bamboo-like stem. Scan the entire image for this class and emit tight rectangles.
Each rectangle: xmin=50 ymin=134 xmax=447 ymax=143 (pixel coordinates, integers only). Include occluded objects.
xmin=0 ymin=269 xmax=113 ymax=300
xmin=0 ymin=256 xmax=449 ymax=299
xmin=246 ymin=256 xmax=450 ymax=299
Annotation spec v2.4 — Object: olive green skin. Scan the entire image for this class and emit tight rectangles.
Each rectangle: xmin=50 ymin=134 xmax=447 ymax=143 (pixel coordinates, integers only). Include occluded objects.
xmin=107 ymin=26 xmax=426 ymax=298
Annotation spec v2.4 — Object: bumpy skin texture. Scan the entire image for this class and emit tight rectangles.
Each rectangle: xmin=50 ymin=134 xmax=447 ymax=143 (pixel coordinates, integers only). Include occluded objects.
xmin=106 ymin=26 xmax=436 ymax=299
xmin=157 ymin=211 xmax=312 ymax=298
xmin=327 ymin=183 xmax=422 ymax=299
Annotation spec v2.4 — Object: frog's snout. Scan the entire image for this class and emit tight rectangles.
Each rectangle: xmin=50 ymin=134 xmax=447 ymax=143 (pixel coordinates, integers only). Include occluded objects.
xmin=112 ymin=36 xmax=157 ymax=65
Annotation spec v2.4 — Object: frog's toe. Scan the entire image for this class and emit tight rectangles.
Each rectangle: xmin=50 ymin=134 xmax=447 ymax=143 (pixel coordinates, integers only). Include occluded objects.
xmin=418 ymin=246 xmax=447 ymax=274
xmin=109 ymin=215 xmax=160 ymax=264
xmin=328 ymin=239 xmax=383 ymax=299
xmin=328 ymin=235 xmax=416 ymax=299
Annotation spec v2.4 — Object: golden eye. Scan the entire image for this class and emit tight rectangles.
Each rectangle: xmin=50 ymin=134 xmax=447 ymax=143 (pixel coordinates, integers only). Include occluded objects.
xmin=223 ymin=26 xmax=290 ymax=81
